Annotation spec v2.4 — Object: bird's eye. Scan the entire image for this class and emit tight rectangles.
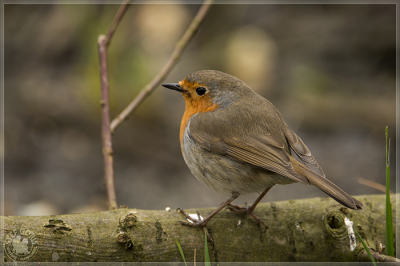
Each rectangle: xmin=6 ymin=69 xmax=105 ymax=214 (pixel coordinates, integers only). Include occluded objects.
xmin=195 ymin=87 xmax=207 ymax=96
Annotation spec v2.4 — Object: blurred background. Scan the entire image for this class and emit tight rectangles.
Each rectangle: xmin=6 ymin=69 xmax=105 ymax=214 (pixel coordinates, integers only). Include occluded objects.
xmin=4 ymin=3 xmax=396 ymax=216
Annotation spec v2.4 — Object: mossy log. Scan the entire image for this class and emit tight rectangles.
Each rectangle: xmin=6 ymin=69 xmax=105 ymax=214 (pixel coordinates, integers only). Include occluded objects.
xmin=2 ymin=194 xmax=397 ymax=263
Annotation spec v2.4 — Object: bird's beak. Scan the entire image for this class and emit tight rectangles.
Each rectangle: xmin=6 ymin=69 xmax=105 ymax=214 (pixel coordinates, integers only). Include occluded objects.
xmin=162 ymin=83 xmax=188 ymax=93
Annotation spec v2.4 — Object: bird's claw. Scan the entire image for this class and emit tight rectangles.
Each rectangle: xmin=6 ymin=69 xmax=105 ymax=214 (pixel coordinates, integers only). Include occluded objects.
xmin=227 ymin=203 xmax=249 ymax=214
xmin=176 ymin=208 xmax=206 ymax=227
xmin=176 ymin=208 xmax=215 ymax=248
xmin=227 ymin=203 xmax=268 ymax=231
xmin=177 ymin=220 xmax=205 ymax=227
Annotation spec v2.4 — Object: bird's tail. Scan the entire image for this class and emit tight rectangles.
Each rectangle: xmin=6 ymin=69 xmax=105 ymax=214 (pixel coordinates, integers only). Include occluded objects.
xmin=291 ymin=157 xmax=363 ymax=210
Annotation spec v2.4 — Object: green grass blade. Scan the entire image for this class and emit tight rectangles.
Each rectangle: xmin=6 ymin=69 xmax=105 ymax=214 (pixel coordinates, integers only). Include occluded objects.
xmin=385 ymin=126 xmax=394 ymax=256
xmin=175 ymin=238 xmax=188 ymax=266
xmin=355 ymin=231 xmax=377 ymax=266
xmin=204 ymin=231 xmax=211 ymax=266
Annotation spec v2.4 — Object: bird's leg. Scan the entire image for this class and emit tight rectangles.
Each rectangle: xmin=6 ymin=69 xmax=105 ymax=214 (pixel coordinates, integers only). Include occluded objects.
xmin=177 ymin=193 xmax=240 ymax=246
xmin=227 ymin=185 xmax=273 ymax=230
xmin=177 ymin=192 xmax=240 ymax=228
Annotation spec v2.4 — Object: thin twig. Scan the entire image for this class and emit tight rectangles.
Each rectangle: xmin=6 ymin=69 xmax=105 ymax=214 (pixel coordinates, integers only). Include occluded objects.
xmin=357 ymin=177 xmax=394 ymax=194
xmin=110 ymin=0 xmax=214 ymax=133
xmin=106 ymin=0 xmax=131 ymax=46
xmin=98 ymin=35 xmax=118 ymax=209
xmin=359 ymin=250 xmax=400 ymax=263
xmin=98 ymin=1 xmax=131 ymax=209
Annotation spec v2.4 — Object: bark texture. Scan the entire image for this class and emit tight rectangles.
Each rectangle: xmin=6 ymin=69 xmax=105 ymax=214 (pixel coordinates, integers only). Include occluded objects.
xmin=2 ymin=194 xmax=395 ymax=263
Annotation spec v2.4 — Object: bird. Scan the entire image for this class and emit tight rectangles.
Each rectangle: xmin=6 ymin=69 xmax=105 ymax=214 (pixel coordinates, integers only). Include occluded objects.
xmin=162 ymin=70 xmax=362 ymax=229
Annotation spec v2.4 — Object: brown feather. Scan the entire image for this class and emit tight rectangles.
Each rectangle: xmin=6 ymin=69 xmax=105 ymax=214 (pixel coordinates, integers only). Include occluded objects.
xmin=290 ymin=157 xmax=363 ymax=210
xmin=284 ymin=126 xmax=325 ymax=178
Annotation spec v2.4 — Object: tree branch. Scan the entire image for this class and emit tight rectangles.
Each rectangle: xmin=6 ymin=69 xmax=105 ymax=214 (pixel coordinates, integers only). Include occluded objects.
xmin=110 ymin=0 xmax=214 ymax=133
xmin=3 ymin=195 xmax=396 ymax=263
xmin=97 ymin=1 xmax=131 ymax=209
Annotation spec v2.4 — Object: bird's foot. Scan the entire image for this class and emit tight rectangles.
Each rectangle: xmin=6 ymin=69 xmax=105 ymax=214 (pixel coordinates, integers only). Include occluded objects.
xmin=176 ymin=208 xmax=207 ymax=227
xmin=176 ymin=208 xmax=214 ymax=246
xmin=227 ymin=203 xmax=268 ymax=231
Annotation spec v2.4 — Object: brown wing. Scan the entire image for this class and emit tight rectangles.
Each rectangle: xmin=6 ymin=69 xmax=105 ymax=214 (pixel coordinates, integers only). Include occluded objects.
xmin=283 ymin=126 xmax=326 ymax=178
xmin=189 ymin=117 xmax=309 ymax=185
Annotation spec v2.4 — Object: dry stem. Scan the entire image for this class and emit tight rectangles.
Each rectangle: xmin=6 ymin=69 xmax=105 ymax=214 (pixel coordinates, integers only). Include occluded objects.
xmin=357 ymin=177 xmax=394 ymax=194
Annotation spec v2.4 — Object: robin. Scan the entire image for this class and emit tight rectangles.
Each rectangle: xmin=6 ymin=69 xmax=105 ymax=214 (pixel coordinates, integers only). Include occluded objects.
xmin=162 ymin=70 xmax=362 ymax=229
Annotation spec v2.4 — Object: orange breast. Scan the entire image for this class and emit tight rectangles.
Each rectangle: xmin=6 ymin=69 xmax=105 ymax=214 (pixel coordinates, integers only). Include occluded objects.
xmin=179 ymin=95 xmax=219 ymax=143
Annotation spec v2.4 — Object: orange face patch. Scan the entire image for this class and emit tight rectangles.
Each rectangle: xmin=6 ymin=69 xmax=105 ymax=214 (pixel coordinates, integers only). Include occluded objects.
xmin=178 ymin=79 xmax=219 ymax=142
